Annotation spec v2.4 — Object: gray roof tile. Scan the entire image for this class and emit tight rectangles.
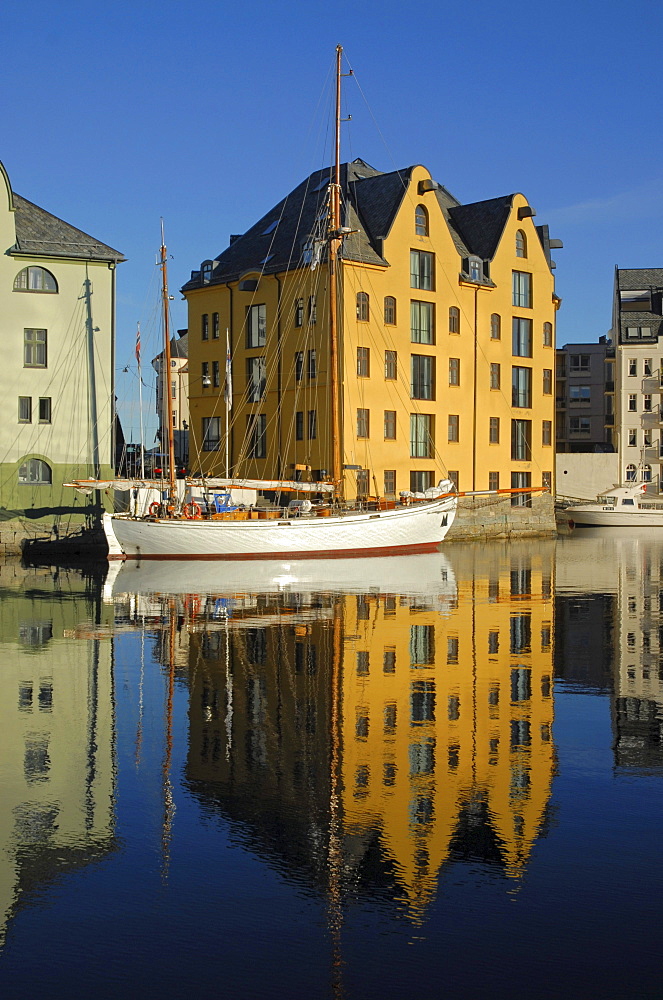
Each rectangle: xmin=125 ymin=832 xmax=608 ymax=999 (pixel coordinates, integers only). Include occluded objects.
xmin=11 ymin=194 xmax=124 ymax=262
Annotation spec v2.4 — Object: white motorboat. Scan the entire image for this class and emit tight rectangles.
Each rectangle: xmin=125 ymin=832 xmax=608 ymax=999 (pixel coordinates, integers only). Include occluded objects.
xmin=565 ymin=482 xmax=663 ymax=527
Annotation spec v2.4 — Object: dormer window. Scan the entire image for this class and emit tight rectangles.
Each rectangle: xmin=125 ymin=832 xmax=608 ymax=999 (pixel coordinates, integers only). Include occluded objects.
xmin=515 ymin=230 xmax=527 ymax=258
xmin=415 ymin=205 xmax=429 ymax=237
xmin=201 ymin=261 xmax=213 ymax=283
xmin=261 ymin=221 xmax=278 ymax=236
xmin=468 ymin=256 xmax=483 ymax=282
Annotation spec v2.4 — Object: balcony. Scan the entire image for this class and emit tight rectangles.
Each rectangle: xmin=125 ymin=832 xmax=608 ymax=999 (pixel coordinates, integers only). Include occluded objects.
xmin=604 ymin=414 xmax=614 ymax=426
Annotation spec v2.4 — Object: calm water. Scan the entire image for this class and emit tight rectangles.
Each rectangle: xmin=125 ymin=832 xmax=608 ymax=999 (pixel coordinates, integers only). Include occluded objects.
xmin=0 ymin=534 xmax=661 ymax=1000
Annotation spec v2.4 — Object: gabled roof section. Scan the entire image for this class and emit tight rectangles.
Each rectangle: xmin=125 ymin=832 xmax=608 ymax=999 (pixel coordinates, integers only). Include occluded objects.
xmin=347 ymin=163 xmax=412 ymax=245
xmin=448 ymin=194 xmax=514 ymax=261
xmin=11 ymin=194 xmax=124 ymax=262
xmin=617 ymin=268 xmax=663 ymax=289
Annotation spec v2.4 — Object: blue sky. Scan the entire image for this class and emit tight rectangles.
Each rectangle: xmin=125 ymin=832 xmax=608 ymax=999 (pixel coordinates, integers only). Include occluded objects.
xmin=4 ymin=0 xmax=663 ymax=440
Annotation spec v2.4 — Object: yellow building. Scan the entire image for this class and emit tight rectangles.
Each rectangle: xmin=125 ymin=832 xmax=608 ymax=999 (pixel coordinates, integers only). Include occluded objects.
xmin=182 ymin=160 xmax=560 ymax=499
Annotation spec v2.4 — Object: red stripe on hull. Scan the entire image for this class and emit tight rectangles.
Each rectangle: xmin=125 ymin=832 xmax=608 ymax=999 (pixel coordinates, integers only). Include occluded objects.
xmin=108 ymin=540 xmax=441 ymax=562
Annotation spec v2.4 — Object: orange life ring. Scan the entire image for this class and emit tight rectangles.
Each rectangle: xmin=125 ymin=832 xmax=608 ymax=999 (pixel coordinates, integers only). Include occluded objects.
xmin=183 ymin=501 xmax=202 ymax=520
xmin=149 ymin=501 xmax=163 ymax=517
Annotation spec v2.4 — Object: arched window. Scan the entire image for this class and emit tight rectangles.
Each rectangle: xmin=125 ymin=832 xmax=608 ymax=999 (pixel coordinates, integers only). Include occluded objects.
xmin=201 ymin=261 xmax=213 ymax=283
xmin=626 ymin=464 xmax=637 ymax=482
xmin=384 ymin=296 xmax=396 ymax=325
xmin=357 ymin=292 xmax=369 ymax=322
xmin=515 ymin=230 xmax=527 ymax=258
xmin=415 ymin=205 xmax=429 ymax=237
xmin=643 ymin=465 xmax=652 ymax=482
xmin=449 ymin=306 xmax=460 ymax=334
xmin=14 ymin=266 xmax=58 ymax=293
xmin=491 ymin=313 xmax=501 ymax=340
xmin=18 ymin=458 xmax=52 ymax=484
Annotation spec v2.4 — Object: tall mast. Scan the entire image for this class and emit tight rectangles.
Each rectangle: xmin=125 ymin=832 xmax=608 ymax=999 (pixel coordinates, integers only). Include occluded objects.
xmin=328 ymin=44 xmax=343 ymax=491
xmin=160 ymin=220 xmax=177 ymax=509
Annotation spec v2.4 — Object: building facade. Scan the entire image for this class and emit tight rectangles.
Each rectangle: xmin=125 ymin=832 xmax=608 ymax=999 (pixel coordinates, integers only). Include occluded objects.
xmin=611 ymin=268 xmax=663 ymax=489
xmin=182 ymin=160 xmax=560 ymax=501
xmin=555 ymin=338 xmax=614 ymax=453
xmin=0 ymin=161 xmax=123 ymax=524
xmin=153 ymin=330 xmax=189 ymax=469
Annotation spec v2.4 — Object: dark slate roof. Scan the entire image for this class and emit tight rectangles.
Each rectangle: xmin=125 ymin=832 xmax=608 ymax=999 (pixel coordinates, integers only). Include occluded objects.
xmin=182 ymin=160 xmax=522 ymax=292
xmin=617 ymin=268 xmax=663 ymax=289
xmin=11 ymin=194 xmax=124 ymax=262
xmin=153 ymin=334 xmax=188 ymax=362
xmin=448 ymin=195 xmax=514 ymax=261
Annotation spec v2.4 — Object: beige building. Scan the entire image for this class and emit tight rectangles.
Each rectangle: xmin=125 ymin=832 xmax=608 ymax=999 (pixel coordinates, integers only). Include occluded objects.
xmin=183 ymin=159 xmax=561 ymax=502
xmin=0 ymin=160 xmax=123 ymax=524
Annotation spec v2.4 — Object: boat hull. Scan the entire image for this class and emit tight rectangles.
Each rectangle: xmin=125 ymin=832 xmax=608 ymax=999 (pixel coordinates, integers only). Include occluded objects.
xmin=103 ymin=499 xmax=456 ymax=560
xmin=566 ymin=506 xmax=663 ymax=527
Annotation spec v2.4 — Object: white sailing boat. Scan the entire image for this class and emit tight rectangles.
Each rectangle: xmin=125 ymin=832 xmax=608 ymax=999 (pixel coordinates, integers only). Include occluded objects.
xmin=69 ymin=47 xmax=458 ymax=561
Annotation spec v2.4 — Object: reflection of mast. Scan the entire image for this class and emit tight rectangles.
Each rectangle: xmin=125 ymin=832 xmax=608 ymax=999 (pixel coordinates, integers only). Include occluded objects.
xmin=161 ymin=598 xmax=177 ymax=880
xmin=135 ymin=614 xmax=145 ymax=768
xmin=328 ymin=598 xmax=345 ymax=999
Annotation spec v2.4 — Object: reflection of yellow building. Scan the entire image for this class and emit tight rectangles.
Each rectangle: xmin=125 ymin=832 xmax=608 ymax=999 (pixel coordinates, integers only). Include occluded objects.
xmin=182 ymin=542 xmax=555 ymax=922
xmin=0 ymin=565 xmax=116 ymax=947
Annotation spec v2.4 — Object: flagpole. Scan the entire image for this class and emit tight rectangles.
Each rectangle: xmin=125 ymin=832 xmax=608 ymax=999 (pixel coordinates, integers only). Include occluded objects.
xmin=225 ymin=329 xmax=232 ymax=478
xmin=136 ymin=322 xmax=145 ymax=479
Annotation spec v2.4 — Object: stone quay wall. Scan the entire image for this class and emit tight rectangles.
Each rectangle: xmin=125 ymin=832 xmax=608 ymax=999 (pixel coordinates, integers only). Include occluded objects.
xmin=447 ymin=491 xmax=556 ymax=542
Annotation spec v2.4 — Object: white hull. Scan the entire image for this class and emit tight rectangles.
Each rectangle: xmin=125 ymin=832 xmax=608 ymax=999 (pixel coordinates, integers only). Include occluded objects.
xmin=567 ymin=505 xmax=663 ymax=527
xmin=103 ymin=497 xmax=456 ymax=560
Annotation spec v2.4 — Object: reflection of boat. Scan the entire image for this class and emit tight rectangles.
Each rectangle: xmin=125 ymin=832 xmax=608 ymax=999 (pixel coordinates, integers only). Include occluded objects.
xmin=70 ymin=46 xmax=457 ymax=561
xmin=104 ymin=550 xmax=457 ymax=602
xmin=565 ymin=482 xmax=663 ymax=527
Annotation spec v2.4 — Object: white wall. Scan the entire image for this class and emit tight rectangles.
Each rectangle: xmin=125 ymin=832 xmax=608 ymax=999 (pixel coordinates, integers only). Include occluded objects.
xmin=555 ymin=453 xmax=620 ymax=500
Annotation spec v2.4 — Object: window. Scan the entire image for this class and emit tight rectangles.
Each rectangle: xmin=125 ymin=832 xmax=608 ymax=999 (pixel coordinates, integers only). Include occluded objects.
xmin=384 ymin=470 xmax=396 ymax=496
xmin=447 ymin=470 xmax=459 ymax=490
xmin=307 ymin=349 xmax=317 ymax=379
xmin=384 ymin=296 xmax=396 ymax=325
xmin=542 ymin=420 xmax=552 ymax=446
xmin=246 ymin=357 xmax=266 ymax=402
xmin=628 ymin=394 xmax=637 ymax=411
xmin=308 ymin=295 xmax=317 ymax=324
xmin=515 ymin=230 xmax=527 ymax=257
xmin=385 ymin=350 xmax=397 ymax=380
xmin=643 ymin=464 xmax=652 ymax=482
xmin=570 ymin=354 xmax=590 ymax=372
xmin=626 ymin=464 xmax=637 ymax=481
xmin=411 ymin=355 xmax=435 ymax=399
xmin=512 ymin=317 xmax=532 ymax=357
xmin=295 ymin=298 xmax=303 ymax=326
xmin=489 ymin=471 xmax=499 ymax=491
xmin=512 ymin=271 xmax=532 ymax=308
xmin=357 ymin=347 xmax=370 ymax=377
xmin=411 ymin=300 xmax=435 ymax=344
xmin=18 ymin=397 xmax=32 ymax=423
xmin=201 ymin=361 xmax=209 ymax=386
xmin=644 ymin=430 xmax=652 ymax=446
xmin=411 ymin=680 xmax=436 ymax=723
xmin=14 ymin=265 xmax=58 ymax=293
xmin=24 ymin=329 xmax=47 ymax=368
xmin=296 ymin=411 xmax=304 ymax=440
xmin=569 ymin=417 xmax=590 ymax=435
xmin=449 ymin=357 xmax=460 ymax=385
xmin=468 ymin=256 xmax=482 ymax=281
xmin=415 ymin=204 xmax=428 ymax=236
xmin=202 ymin=314 xmax=209 ymax=340
xmin=212 ymin=313 xmax=220 ymax=339
xmin=247 ymin=414 xmax=267 ymax=458
xmin=511 ymin=471 xmax=532 ymax=506
xmin=511 ymin=419 xmax=532 ymax=461
xmin=512 ymin=366 xmax=532 ymax=408
xmin=625 ymin=326 xmax=652 ymax=339
xmin=357 ymin=408 xmax=370 ymax=438
xmin=410 ymin=414 xmax=434 ymax=457
xmin=448 ymin=414 xmax=459 ymax=443
xmin=490 ymin=363 xmax=501 ymax=390
xmin=644 ymin=394 xmax=652 ymax=412
xmin=543 ymin=369 xmax=552 ymax=394
xmin=569 ymin=385 xmax=590 ymax=404
xmin=644 ymin=358 xmax=652 ymax=376
xmin=356 ymin=470 xmax=370 ymax=496
xmin=384 ymin=410 xmax=396 ymax=440
xmin=449 ymin=306 xmax=460 ymax=334
xmin=171 ymin=379 xmax=177 ymax=399
xmin=410 ymin=250 xmax=434 ymax=290
xmin=308 ymin=410 xmax=317 ymax=439
xmin=628 ymin=358 xmax=637 ymax=376
xmin=489 ymin=417 xmax=500 ymax=444
xmin=18 ymin=458 xmax=52 ymax=484
xmin=202 ymin=416 xmax=221 ymax=451
xmin=357 ymin=292 xmax=369 ymax=321
xmin=39 ymin=398 xmax=51 ymax=423
xmin=411 ymin=470 xmax=434 ymax=492
xmin=246 ymin=304 xmax=266 ymax=347
xmin=542 ymin=471 xmax=552 ymax=489
xmin=491 ymin=313 xmax=501 ymax=340
xmin=212 ymin=362 xmax=220 ymax=389
xmin=295 ymin=351 xmax=303 ymax=382
xmin=543 ymin=321 xmax=552 ymax=347
xmin=628 ymin=428 xmax=637 ymax=447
